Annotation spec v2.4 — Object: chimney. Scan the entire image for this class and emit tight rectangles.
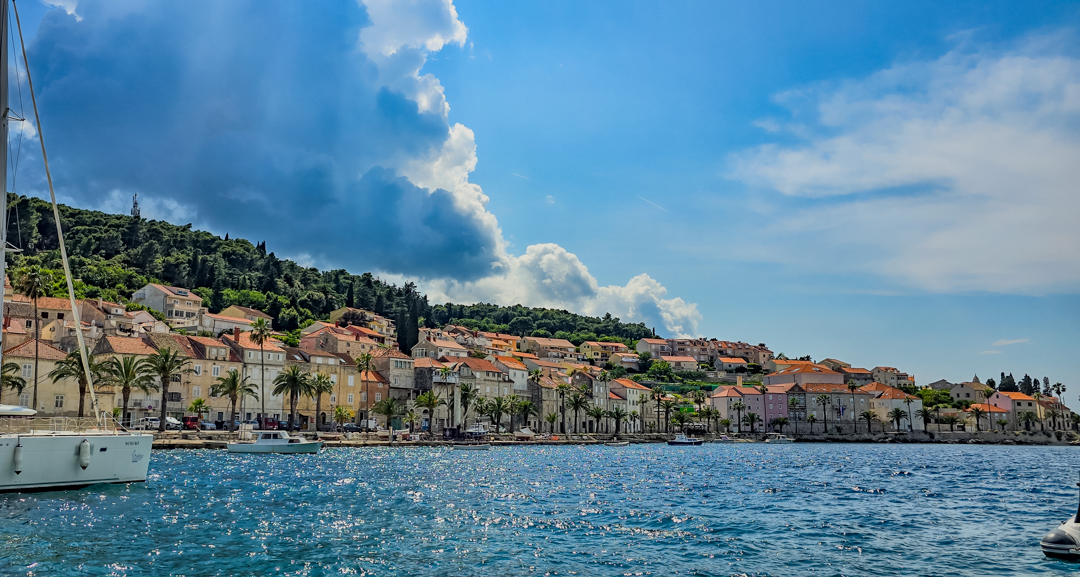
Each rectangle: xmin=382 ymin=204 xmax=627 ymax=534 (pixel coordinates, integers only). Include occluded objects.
xmin=233 ymin=327 xmax=241 ymax=340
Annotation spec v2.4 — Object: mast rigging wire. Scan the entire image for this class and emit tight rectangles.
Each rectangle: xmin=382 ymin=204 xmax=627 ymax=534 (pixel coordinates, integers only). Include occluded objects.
xmin=11 ymin=0 xmax=102 ymax=422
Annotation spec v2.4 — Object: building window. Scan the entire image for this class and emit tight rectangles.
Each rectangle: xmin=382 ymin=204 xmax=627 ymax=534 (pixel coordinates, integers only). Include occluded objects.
xmin=193 ymin=386 xmax=201 ymax=398
xmin=316 ymin=357 xmax=323 ymax=364
xmin=19 ymin=393 xmax=29 ymax=407
xmin=168 ymin=392 xmax=181 ymax=402
xmin=330 ymin=394 xmax=336 ymax=403
xmin=361 ymin=392 xmax=367 ymax=401
xmin=41 ymin=312 xmax=49 ymax=319
xmin=57 ymin=313 xmax=65 ymax=320
xmin=193 ymin=365 xmax=202 ymax=376
xmin=348 ymin=375 xmax=354 ymax=387
xmin=247 ymin=351 xmax=253 ymax=359
xmin=347 ymin=394 xmax=354 ymax=404
xmin=331 ymin=374 xmax=338 ymax=384
xmin=212 ymin=366 xmax=221 ymax=377
xmin=21 ymin=364 xmax=31 ymax=379
xmin=24 ymin=320 xmax=32 ymax=329
xmin=54 ymin=395 xmax=64 ymax=409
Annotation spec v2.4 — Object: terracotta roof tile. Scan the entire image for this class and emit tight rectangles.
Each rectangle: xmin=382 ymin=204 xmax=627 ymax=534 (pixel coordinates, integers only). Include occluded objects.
xmin=4 ymin=339 xmax=68 ymax=360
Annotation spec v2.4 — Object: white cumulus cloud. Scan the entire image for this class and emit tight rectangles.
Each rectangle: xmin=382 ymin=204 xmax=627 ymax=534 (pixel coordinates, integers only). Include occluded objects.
xmin=729 ymin=33 xmax=1080 ymax=294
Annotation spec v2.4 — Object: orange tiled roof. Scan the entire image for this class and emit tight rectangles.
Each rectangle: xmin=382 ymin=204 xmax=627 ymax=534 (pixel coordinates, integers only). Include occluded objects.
xmin=966 ymin=403 xmax=1009 ymax=413
xmin=717 ymin=357 xmax=747 ymax=363
xmin=609 ymin=391 xmax=624 ymax=400
xmin=414 ymin=358 xmax=445 ymax=369
xmin=640 ymin=338 xmax=668 ymax=344
xmin=771 ymin=364 xmax=839 ymax=375
xmin=224 ymin=331 xmax=286 ymax=353
xmin=661 ymin=355 xmax=698 ymax=363
xmin=510 ymin=351 xmax=539 ymax=359
xmin=612 ymin=378 xmax=651 ymax=391
xmin=3 ymin=339 xmax=68 ymax=360
xmin=998 ymin=391 xmax=1035 ymax=401
xmin=358 ymin=370 xmax=388 ymax=384
xmin=491 ymin=356 xmax=527 ymax=370
xmin=859 ymin=382 xmax=918 ymax=400
xmin=801 ymin=382 xmax=870 ymax=394
xmin=370 ymin=347 xmax=410 ymax=359
xmin=525 ymin=336 xmax=575 ymax=348
xmin=97 ymin=335 xmax=158 ymax=356
xmin=456 ymin=357 xmax=504 ymax=374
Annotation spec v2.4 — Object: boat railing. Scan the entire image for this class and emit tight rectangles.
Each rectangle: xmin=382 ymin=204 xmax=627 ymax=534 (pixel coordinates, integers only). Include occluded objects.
xmin=0 ymin=415 xmax=126 ymax=435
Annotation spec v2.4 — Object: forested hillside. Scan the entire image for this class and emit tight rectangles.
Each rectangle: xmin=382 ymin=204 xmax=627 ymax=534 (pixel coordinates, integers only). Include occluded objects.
xmin=3 ymin=194 xmax=656 ymax=347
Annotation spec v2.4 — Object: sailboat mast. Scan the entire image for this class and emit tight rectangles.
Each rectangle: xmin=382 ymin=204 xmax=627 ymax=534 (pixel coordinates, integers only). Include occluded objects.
xmin=0 ymin=0 xmax=10 ymax=373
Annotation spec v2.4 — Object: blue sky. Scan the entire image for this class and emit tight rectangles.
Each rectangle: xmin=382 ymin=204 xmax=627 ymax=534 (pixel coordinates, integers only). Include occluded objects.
xmin=10 ymin=0 xmax=1080 ymax=387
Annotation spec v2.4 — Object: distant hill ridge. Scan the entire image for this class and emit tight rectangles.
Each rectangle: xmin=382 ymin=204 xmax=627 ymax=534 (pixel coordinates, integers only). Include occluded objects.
xmin=3 ymin=194 xmax=655 ymax=348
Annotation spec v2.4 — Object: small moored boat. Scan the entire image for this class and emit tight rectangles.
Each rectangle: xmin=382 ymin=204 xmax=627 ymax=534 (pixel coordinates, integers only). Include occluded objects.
xmin=605 ymin=441 xmax=629 ymax=447
xmin=713 ymin=436 xmax=735 ymax=443
xmin=227 ymin=431 xmax=323 ymax=454
xmin=765 ymin=433 xmax=794 ymax=444
xmin=1042 ymin=473 xmax=1080 ymax=561
xmin=451 ymin=443 xmax=491 ymax=450
xmin=514 ymin=427 xmax=536 ymax=441
xmin=667 ymin=434 xmax=703 ymax=446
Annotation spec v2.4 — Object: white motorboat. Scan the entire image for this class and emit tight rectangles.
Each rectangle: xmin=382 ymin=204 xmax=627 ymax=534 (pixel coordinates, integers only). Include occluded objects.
xmin=514 ymin=427 xmax=536 ymax=441
xmin=667 ymin=434 xmax=703 ymax=446
xmin=451 ymin=442 xmax=491 ymax=450
xmin=464 ymin=423 xmax=489 ymax=437
xmin=713 ymin=436 xmax=736 ymax=443
xmin=227 ymin=431 xmax=323 ymax=454
xmin=605 ymin=441 xmax=630 ymax=447
xmin=765 ymin=433 xmax=794 ymax=444
xmin=1042 ymin=473 xmax=1080 ymax=561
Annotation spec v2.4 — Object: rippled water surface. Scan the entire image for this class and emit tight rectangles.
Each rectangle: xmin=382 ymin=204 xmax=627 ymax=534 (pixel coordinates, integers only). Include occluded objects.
xmin=2 ymin=443 xmax=1080 ymax=575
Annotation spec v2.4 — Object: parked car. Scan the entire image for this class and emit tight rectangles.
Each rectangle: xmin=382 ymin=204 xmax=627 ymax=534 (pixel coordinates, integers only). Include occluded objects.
xmin=341 ymin=423 xmax=360 ymax=433
xmin=133 ymin=417 xmax=159 ymax=430
xmin=199 ymin=421 xmax=217 ymax=430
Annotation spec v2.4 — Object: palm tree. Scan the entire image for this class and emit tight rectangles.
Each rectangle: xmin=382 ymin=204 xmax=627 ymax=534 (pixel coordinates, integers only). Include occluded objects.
xmin=557 ymin=382 xmax=572 ymax=434
xmin=568 ymin=392 xmax=589 ymax=434
xmin=1069 ymin=414 xmax=1080 ymax=432
xmin=47 ymin=349 xmax=107 ymax=418
xmin=719 ymin=418 xmax=732 ymax=433
xmin=309 ymin=373 xmax=334 ymax=432
xmin=670 ymin=411 xmax=688 ymax=433
xmin=935 ymin=404 xmax=943 ymax=432
xmin=1032 ymin=392 xmax=1045 ymax=431
xmin=771 ymin=416 xmax=789 ymax=434
xmin=517 ymin=400 xmax=538 ymax=432
xmin=629 ymin=410 xmax=640 ymax=433
xmin=903 ymin=396 xmax=916 ymax=432
xmin=403 ymin=410 xmax=420 ymax=434
xmin=847 ymin=380 xmax=859 ymax=433
xmin=249 ymin=318 xmax=272 ymax=425
xmin=915 ymin=407 xmax=934 ymax=432
xmin=102 ymin=356 xmax=156 ymax=427
xmin=888 ymin=408 xmax=907 ymax=432
xmin=608 ymin=406 xmax=628 ymax=436
xmin=1048 ymin=409 xmax=1063 ymax=431
xmin=660 ymin=399 xmax=678 ymax=433
xmin=372 ymin=398 xmax=404 ymax=442
xmin=16 ymin=266 xmax=53 ymax=411
xmin=356 ymin=352 xmax=375 ymax=427
xmin=968 ymin=406 xmax=987 ymax=432
xmin=815 ymin=394 xmax=830 ymax=435
xmin=997 ymin=418 xmax=1010 ymax=430
xmin=333 ymin=405 xmax=354 ymax=428
xmin=741 ymin=412 xmax=761 ymax=433
xmin=489 ymin=396 xmax=510 ymax=434
xmin=860 ymin=410 xmax=879 ymax=433
xmin=438 ymin=366 xmax=455 ymax=427
xmin=650 ymin=386 xmax=664 ymax=433
xmin=145 ymin=348 xmax=193 ymax=432
xmin=187 ymin=398 xmax=209 ymax=422
xmin=210 ymin=369 xmax=258 ymax=431
xmin=459 ymin=383 xmax=478 ymax=429
xmin=414 ymin=390 xmax=444 ymax=436
xmin=273 ymin=365 xmax=311 ymax=431
xmin=806 ymin=414 xmax=817 ymax=433
xmin=2 ymin=362 xmax=27 ymax=405
xmin=586 ymin=405 xmax=605 ymax=434
xmin=942 ymin=415 xmax=960 ymax=432
xmin=505 ymin=394 xmax=521 ymax=433
xmin=545 ymin=412 xmax=558 ymax=434
xmin=691 ymin=390 xmax=707 ymax=413
xmin=788 ymin=396 xmax=801 ymax=434
xmin=731 ymin=400 xmax=746 ymax=433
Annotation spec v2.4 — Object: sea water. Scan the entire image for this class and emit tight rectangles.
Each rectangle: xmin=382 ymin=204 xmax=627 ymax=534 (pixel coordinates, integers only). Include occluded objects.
xmin=1 ymin=443 xmax=1078 ymax=576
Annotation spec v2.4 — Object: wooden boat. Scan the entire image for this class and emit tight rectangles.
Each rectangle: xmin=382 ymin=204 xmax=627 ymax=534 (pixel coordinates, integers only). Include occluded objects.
xmin=227 ymin=431 xmax=323 ymax=454
xmin=605 ymin=441 xmax=630 ymax=447
xmin=667 ymin=434 xmax=703 ymax=446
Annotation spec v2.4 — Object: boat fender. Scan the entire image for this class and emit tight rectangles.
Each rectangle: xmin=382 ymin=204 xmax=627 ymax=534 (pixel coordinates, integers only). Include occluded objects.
xmin=79 ymin=439 xmax=91 ymax=469
xmin=13 ymin=442 xmax=22 ymax=475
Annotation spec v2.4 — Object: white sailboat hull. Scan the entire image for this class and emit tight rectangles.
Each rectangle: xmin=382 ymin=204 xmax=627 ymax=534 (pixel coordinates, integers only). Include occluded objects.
xmin=0 ymin=433 xmax=153 ymax=492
